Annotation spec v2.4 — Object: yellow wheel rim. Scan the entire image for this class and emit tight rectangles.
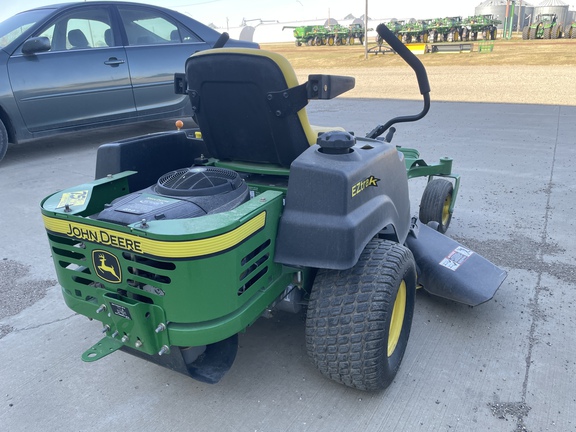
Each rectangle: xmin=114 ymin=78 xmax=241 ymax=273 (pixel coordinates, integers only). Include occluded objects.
xmin=388 ymin=281 xmax=406 ymax=357
xmin=442 ymin=194 xmax=452 ymax=226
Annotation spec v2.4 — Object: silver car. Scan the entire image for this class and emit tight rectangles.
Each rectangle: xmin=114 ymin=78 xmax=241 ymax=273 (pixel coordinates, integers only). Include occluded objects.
xmin=0 ymin=1 xmax=258 ymax=162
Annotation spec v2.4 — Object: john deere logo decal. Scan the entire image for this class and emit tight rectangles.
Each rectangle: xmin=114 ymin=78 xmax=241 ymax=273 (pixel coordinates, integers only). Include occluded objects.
xmin=92 ymin=250 xmax=122 ymax=284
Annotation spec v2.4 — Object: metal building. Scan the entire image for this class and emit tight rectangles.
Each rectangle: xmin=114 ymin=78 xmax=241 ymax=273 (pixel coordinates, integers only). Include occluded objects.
xmin=475 ymin=1 xmax=519 ymax=30
xmin=517 ymin=2 xmax=535 ymax=29
xmin=533 ymin=0 xmax=570 ymax=26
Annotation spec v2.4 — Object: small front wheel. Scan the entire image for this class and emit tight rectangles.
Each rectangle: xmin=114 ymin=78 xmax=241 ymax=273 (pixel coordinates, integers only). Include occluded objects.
xmin=306 ymin=239 xmax=416 ymax=391
xmin=419 ymin=178 xmax=454 ymax=233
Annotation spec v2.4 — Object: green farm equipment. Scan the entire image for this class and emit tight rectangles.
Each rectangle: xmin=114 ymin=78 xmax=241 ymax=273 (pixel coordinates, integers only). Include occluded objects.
xmin=398 ymin=19 xmax=429 ymax=43
xmin=427 ymin=16 xmax=463 ymax=42
xmin=522 ymin=13 xmax=562 ymax=39
xmin=284 ymin=25 xmax=328 ymax=46
xmin=461 ymin=14 xmax=501 ymax=41
xmin=377 ymin=19 xmax=403 ymax=46
xmin=325 ymin=24 xmax=349 ymax=46
xmin=563 ymin=21 xmax=575 ymax=38
xmin=41 ymin=28 xmax=506 ymax=392
xmin=346 ymin=23 xmax=367 ymax=45
xmin=386 ymin=19 xmax=404 ymax=36
xmin=286 ymin=23 xmax=369 ymax=46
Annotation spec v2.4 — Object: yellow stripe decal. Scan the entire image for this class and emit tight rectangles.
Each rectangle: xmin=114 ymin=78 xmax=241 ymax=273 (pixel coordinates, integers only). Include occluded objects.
xmin=42 ymin=212 xmax=266 ymax=259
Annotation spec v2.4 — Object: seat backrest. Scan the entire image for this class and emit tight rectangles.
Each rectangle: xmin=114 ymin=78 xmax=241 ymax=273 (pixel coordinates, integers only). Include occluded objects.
xmin=185 ymin=48 xmax=318 ymax=168
xmin=104 ymin=29 xmax=113 ymax=46
xmin=68 ymin=29 xmax=89 ymax=49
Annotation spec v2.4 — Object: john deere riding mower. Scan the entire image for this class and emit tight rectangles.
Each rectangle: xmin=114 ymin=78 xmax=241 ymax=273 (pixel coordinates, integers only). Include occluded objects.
xmin=41 ymin=25 xmax=506 ymax=391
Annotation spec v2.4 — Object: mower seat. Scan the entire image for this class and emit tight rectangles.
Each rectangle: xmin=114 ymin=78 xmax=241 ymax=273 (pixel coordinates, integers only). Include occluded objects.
xmin=184 ymin=48 xmax=352 ymax=168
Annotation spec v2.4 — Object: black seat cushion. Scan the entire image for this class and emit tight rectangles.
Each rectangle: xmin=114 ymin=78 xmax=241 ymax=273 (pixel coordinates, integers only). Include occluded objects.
xmin=185 ymin=49 xmax=312 ymax=168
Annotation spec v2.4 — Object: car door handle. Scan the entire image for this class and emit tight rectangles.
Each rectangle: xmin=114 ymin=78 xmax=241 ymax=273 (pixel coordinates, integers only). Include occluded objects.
xmin=104 ymin=57 xmax=125 ymax=67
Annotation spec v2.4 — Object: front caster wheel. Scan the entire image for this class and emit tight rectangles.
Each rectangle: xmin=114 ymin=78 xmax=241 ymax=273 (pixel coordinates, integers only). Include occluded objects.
xmin=305 ymin=239 xmax=416 ymax=391
xmin=419 ymin=178 xmax=453 ymax=233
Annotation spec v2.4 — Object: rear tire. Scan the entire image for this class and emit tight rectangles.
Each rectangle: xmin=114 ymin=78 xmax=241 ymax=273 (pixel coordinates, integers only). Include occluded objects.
xmin=306 ymin=239 xmax=416 ymax=392
xmin=522 ymin=26 xmax=529 ymax=39
xmin=419 ymin=178 xmax=454 ymax=234
xmin=0 ymin=119 xmax=8 ymax=162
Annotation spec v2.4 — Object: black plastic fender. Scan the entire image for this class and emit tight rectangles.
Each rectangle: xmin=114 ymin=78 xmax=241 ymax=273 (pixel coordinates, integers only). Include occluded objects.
xmin=275 ymin=136 xmax=411 ymax=270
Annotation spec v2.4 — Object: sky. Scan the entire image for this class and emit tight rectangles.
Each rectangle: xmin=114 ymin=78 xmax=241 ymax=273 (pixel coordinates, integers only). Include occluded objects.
xmin=0 ymin=0 xmax=490 ymax=28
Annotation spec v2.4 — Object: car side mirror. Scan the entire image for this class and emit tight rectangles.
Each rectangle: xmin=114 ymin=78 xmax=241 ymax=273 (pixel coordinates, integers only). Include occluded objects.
xmin=22 ymin=37 xmax=52 ymax=55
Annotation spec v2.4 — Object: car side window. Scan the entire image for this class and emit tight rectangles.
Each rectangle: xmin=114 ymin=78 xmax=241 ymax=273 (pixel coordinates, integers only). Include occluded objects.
xmin=66 ymin=18 xmax=112 ymax=49
xmin=117 ymin=6 xmax=202 ymax=46
xmin=33 ymin=8 xmax=114 ymax=51
xmin=37 ymin=25 xmax=56 ymax=49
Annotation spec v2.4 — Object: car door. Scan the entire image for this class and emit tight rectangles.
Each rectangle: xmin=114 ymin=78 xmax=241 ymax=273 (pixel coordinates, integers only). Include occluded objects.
xmin=116 ymin=5 xmax=209 ymax=118
xmin=7 ymin=6 xmax=135 ymax=133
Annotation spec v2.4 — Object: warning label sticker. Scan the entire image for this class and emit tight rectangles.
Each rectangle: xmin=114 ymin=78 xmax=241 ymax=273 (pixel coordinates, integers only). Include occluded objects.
xmin=56 ymin=190 xmax=89 ymax=208
xmin=439 ymin=246 xmax=474 ymax=272
xmin=110 ymin=302 xmax=132 ymax=320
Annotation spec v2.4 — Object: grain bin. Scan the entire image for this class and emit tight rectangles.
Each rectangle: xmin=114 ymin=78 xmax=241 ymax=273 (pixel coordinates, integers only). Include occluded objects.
xmin=517 ymin=2 xmax=535 ymax=29
xmin=534 ymin=0 xmax=569 ymax=26
xmin=475 ymin=1 xmax=515 ymax=29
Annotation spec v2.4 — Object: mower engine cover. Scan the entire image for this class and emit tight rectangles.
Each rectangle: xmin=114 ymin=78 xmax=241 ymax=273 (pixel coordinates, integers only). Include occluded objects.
xmin=95 ymin=166 xmax=249 ymax=225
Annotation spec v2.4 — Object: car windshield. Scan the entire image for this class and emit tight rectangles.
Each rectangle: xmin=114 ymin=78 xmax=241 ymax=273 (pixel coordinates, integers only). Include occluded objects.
xmin=0 ymin=9 xmax=55 ymax=49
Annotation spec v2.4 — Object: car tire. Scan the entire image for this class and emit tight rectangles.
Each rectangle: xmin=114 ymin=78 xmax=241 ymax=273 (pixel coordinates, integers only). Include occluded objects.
xmin=0 ymin=119 xmax=8 ymax=162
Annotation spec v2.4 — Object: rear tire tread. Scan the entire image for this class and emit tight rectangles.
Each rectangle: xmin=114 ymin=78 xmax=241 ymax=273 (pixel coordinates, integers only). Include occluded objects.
xmin=306 ymin=239 xmax=416 ymax=391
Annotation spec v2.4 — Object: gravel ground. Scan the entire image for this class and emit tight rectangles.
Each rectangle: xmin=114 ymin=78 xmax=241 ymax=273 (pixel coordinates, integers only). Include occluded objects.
xmin=0 ymin=259 xmax=57 ymax=338
xmin=296 ymin=65 xmax=576 ymax=105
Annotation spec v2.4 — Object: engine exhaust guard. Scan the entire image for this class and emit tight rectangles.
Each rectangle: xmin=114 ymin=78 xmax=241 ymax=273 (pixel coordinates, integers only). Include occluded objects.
xmin=405 ymin=220 xmax=507 ymax=306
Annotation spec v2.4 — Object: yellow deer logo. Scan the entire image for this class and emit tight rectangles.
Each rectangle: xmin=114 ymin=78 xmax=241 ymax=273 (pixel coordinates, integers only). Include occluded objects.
xmin=92 ymin=250 xmax=121 ymax=283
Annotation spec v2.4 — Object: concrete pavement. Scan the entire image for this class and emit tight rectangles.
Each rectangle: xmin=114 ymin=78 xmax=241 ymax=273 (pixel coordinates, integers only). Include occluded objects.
xmin=1 ymin=100 xmax=575 ymax=432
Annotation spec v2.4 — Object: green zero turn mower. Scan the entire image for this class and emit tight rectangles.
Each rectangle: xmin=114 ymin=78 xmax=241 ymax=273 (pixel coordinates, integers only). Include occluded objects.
xmin=41 ymin=25 xmax=506 ymax=391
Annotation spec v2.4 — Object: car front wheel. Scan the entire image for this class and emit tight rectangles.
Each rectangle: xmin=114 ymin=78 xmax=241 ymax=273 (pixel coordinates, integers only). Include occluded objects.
xmin=0 ymin=119 xmax=8 ymax=162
